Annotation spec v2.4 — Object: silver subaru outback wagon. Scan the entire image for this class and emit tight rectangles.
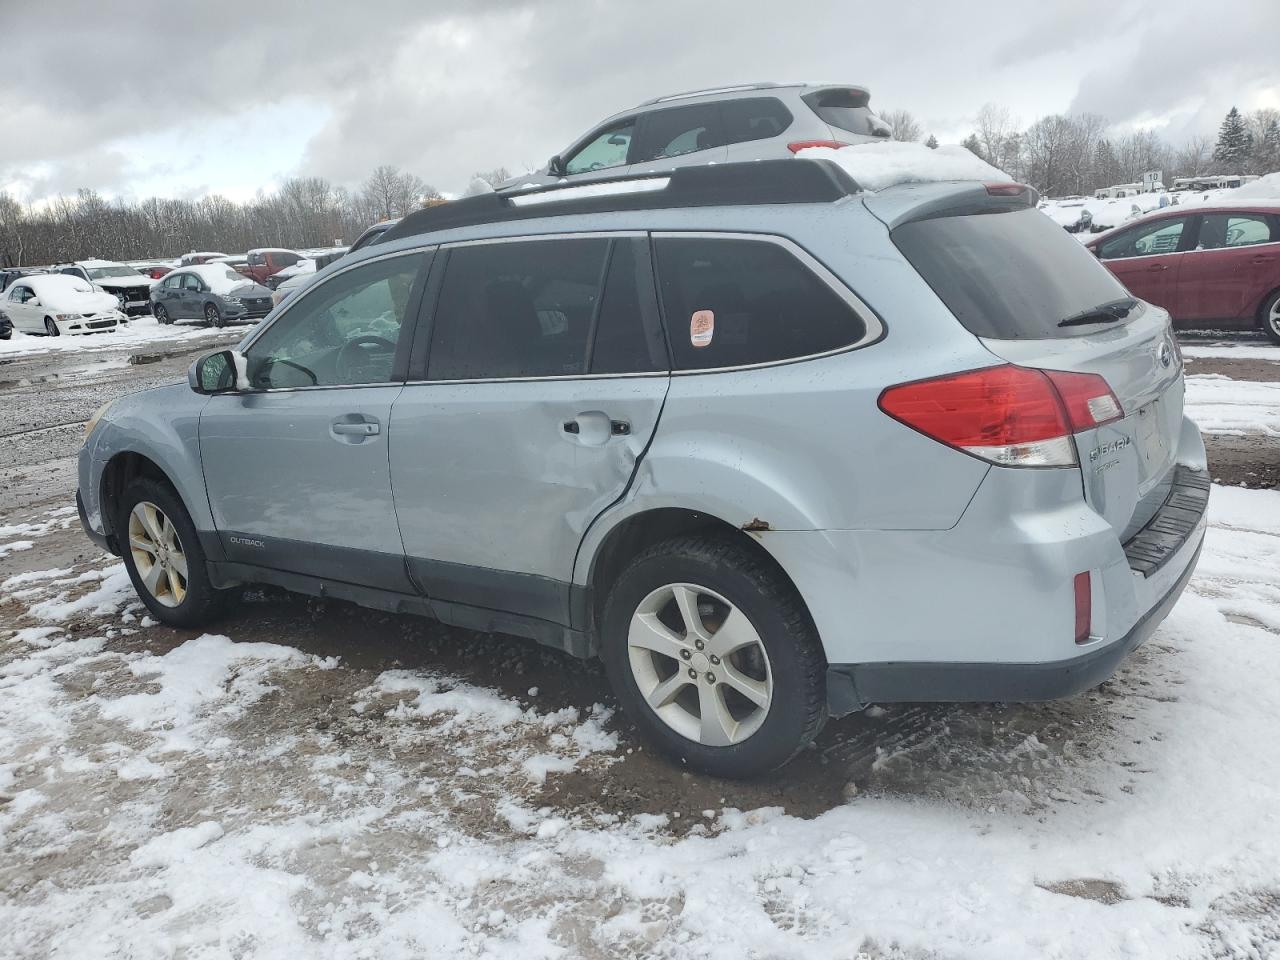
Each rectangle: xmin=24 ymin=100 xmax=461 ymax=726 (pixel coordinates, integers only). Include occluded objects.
xmin=77 ymin=160 xmax=1207 ymax=778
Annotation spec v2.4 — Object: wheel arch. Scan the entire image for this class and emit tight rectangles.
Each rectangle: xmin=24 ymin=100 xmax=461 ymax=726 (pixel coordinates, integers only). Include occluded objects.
xmin=99 ymin=451 xmax=180 ymax=549
xmin=1255 ymin=285 xmax=1280 ymax=326
xmin=579 ymin=506 xmax=815 ymax=641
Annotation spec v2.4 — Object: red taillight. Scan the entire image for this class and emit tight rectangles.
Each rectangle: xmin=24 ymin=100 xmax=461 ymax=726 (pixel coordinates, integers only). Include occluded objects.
xmin=1074 ymin=572 xmax=1092 ymax=644
xmin=787 ymin=140 xmax=850 ymax=153
xmin=877 ymin=365 xmax=1124 ymax=467
xmin=1043 ymin=369 xmax=1123 ymax=429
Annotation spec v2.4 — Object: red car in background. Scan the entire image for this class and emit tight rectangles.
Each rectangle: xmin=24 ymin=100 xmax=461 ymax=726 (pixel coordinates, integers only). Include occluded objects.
xmin=1086 ymin=203 xmax=1280 ymax=343
xmin=244 ymin=248 xmax=303 ymax=285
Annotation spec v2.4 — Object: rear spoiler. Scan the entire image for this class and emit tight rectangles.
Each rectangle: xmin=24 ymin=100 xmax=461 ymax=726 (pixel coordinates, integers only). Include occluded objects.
xmin=861 ymin=181 xmax=1039 ymax=230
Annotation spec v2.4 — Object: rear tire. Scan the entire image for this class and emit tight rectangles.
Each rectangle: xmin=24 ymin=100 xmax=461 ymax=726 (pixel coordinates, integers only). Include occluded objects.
xmin=154 ymin=304 xmax=172 ymax=325
xmin=44 ymin=316 xmax=60 ymax=337
xmin=205 ymin=303 xmax=224 ymax=328
xmin=600 ymin=535 xmax=827 ymax=778
xmin=1261 ymin=289 xmax=1280 ymax=346
xmin=116 ymin=477 xmax=229 ymax=628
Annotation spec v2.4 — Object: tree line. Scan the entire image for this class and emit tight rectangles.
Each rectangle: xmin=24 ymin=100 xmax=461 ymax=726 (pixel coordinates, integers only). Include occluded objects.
xmin=0 ymin=165 xmax=473 ymax=267
xmin=886 ymin=104 xmax=1280 ymax=198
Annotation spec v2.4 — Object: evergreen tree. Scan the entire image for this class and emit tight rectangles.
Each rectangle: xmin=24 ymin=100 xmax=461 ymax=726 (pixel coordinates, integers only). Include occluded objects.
xmin=961 ymin=133 xmax=982 ymax=158
xmin=1213 ymin=107 xmax=1252 ymax=170
xmin=925 ymin=134 xmax=938 ymax=149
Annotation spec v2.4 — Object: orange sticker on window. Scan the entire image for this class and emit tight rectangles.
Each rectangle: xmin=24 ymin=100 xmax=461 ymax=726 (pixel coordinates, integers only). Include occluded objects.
xmin=690 ymin=309 xmax=714 ymax=348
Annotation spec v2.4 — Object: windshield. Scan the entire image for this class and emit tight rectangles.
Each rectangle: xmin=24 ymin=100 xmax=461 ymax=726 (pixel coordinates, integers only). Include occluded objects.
xmin=85 ymin=264 xmax=138 ymax=280
xmin=892 ymin=207 xmax=1135 ymax=340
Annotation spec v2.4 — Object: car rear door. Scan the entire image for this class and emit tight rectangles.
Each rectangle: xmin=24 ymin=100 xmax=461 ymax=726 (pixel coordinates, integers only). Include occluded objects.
xmin=199 ymin=250 xmax=431 ymax=591
xmin=1094 ymin=215 xmax=1191 ymax=317
xmin=629 ymin=101 xmax=728 ymax=174
xmin=1174 ymin=211 xmax=1279 ymax=323
xmin=388 ymin=235 xmax=670 ymax=627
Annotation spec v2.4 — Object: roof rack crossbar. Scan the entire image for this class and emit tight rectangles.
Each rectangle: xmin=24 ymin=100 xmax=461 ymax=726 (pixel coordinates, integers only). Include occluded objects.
xmin=640 ymin=82 xmax=782 ymax=105
xmin=377 ymin=160 xmax=861 ymax=245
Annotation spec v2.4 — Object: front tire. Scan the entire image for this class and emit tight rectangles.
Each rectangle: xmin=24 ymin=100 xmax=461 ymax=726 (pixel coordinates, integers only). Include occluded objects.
xmin=154 ymin=304 xmax=172 ymax=325
xmin=205 ymin=303 xmax=224 ymax=328
xmin=1261 ymin=289 xmax=1280 ymax=346
xmin=600 ymin=536 xmax=827 ymax=778
xmin=117 ymin=478 xmax=229 ymax=628
xmin=44 ymin=316 xmax=60 ymax=337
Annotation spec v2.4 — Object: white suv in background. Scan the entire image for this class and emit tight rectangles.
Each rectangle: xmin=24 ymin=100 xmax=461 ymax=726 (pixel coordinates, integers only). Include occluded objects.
xmin=504 ymin=82 xmax=892 ymax=188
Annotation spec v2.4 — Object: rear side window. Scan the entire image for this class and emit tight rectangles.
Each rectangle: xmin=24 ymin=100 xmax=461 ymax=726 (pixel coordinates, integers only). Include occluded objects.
xmin=248 ymin=252 xmax=266 ymax=266
xmin=655 ymin=236 xmax=866 ymax=370
xmin=801 ymin=88 xmax=878 ymax=136
xmin=632 ymin=104 xmax=724 ymax=163
xmin=427 ymin=238 xmax=610 ymax=380
xmin=722 ymin=97 xmax=793 ymax=145
xmin=893 ymin=208 xmax=1133 ymax=340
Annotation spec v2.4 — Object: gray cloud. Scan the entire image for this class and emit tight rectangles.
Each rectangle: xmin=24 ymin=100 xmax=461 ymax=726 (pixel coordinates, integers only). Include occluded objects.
xmin=4 ymin=0 xmax=1278 ymax=203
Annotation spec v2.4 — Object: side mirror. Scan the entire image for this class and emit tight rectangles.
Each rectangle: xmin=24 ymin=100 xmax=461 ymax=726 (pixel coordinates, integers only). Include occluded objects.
xmin=189 ymin=349 xmax=246 ymax=394
xmin=548 ymin=154 xmax=565 ymax=176
xmin=29 ymin=297 xmax=41 ymax=306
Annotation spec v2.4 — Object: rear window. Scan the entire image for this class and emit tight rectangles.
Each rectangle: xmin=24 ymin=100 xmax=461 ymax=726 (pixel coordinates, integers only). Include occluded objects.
xmin=655 ymin=236 xmax=866 ymax=369
xmin=892 ymin=208 xmax=1133 ymax=340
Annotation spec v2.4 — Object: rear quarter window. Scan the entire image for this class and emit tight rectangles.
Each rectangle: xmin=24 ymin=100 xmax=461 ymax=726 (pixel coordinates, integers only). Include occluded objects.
xmin=654 ymin=236 xmax=867 ymax=370
xmin=892 ymin=208 xmax=1133 ymax=340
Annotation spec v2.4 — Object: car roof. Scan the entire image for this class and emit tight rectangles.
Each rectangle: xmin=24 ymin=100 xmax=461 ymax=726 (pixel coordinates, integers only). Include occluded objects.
xmin=24 ymin=273 xmax=98 ymax=294
xmin=580 ymin=81 xmax=869 ymax=127
xmin=247 ymin=247 xmax=297 ymax=256
xmin=74 ymin=258 xmax=129 ymax=267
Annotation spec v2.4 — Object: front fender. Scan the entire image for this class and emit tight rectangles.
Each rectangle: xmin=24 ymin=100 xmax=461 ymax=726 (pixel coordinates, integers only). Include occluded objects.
xmin=90 ymin=382 xmax=212 ymax=532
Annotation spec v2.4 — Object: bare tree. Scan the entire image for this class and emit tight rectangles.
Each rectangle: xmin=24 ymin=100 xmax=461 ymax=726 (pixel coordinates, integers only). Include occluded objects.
xmin=1174 ymin=134 xmax=1213 ymax=177
xmin=471 ymin=167 xmax=513 ymax=187
xmin=879 ymin=110 xmax=922 ymax=143
xmin=975 ymin=102 xmax=1019 ymax=172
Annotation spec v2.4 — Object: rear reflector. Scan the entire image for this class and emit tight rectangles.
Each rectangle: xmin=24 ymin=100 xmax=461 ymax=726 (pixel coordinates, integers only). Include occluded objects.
xmin=1074 ymin=572 xmax=1092 ymax=644
xmin=877 ymin=364 xmax=1124 ymax=467
xmin=787 ymin=140 xmax=850 ymax=153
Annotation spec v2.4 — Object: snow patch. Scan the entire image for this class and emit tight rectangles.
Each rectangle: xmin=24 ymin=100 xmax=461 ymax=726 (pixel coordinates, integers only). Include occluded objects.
xmin=797 ymin=140 xmax=1008 ymax=191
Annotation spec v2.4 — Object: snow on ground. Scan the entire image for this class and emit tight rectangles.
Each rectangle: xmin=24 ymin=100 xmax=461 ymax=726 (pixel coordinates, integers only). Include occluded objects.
xmin=1183 ymin=342 xmax=1280 ymax=361
xmin=0 ymin=315 xmax=251 ymax=360
xmin=2 ymin=467 xmax=1280 ymax=955
xmin=1184 ymin=374 xmax=1280 ymax=435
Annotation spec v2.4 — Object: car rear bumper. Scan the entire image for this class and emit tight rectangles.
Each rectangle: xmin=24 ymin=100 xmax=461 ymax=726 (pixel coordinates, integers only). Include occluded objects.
xmin=825 ymin=532 xmax=1203 ymax=715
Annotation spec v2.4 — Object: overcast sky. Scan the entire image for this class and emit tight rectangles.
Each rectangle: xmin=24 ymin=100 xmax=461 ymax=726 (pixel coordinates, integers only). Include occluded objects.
xmin=3 ymin=0 xmax=1277 ymax=205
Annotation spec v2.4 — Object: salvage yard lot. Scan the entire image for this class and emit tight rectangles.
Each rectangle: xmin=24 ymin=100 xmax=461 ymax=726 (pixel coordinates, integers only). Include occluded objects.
xmin=1 ymin=337 xmax=1278 ymax=958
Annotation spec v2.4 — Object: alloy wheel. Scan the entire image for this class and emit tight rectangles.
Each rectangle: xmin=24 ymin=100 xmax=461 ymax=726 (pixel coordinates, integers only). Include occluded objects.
xmin=1269 ymin=300 xmax=1280 ymax=338
xmin=627 ymin=583 xmax=773 ymax=746
xmin=127 ymin=501 xmax=188 ymax=608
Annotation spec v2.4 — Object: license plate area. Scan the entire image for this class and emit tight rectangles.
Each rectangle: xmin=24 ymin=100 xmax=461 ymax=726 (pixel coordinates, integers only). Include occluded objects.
xmin=1135 ymin=400 xmax=1171 ymax=484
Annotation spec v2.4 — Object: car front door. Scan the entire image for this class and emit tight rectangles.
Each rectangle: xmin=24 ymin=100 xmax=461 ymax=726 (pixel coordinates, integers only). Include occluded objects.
xmin=155 ymin=275 xmax=182 ymax=317
xmin=389 ymin=235 xmax=670 ymax=627
xmin=178 ymin=273 xmax=205 ymax=318
xmin=198 ymin=250 xmax=431 ymax=591
xmin=1175 ymin=211 xmax=1279 ymax=324
xmin=1095 ymin=214 xmax=1191 ymax=317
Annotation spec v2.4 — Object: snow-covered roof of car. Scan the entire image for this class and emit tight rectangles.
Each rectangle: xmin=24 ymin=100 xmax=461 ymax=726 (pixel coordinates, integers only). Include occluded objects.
xmin=247 ymin=247 xmax=299 ymax=256
xmin=74 ymin=258 xmax=130 ymax=267
xmin=793 ymin=141 xmax=1007 ymax=192
xmin=177 ymin=264 xmax=257 ymax=294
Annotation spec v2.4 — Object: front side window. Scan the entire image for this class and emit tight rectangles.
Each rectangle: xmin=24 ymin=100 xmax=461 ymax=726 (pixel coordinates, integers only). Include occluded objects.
xmin=245 ymin=253 xmax=424 ymax=389
xmin=248 ymin=252 xmax=266 ymax=266
xmin=11 ymin=285 xmax=32 ymax=303
xmin=1099 ymin=217 xmax=1188 ymax=260
xmin=632 ymin=104 xmax=724 ymax=163
xmin=564 ymin=121 xmax=635 ymax=176
xmin=428 ymin=239 xmax=610 ymax=380
xmin=1197 ymin=213 xmax=1275 ymax=250
xmin=655 ymin=236 xmax=866 ymax=370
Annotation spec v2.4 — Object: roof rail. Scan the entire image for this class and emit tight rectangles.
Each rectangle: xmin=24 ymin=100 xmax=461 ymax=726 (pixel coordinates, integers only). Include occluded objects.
xmin=377 ymin=160 xmax=860 ymax=245
xmin=640 ymin=82 xmax=783 ymax=105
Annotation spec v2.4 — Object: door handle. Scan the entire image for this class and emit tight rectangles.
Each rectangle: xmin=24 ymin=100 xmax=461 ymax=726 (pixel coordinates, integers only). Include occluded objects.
xmin=562 ymin=412 xmax=630 ymax=445
xmin=1146 ymin=264 xmax=1168 ymax=272
xmin=1253 ymin=255 xmax=1275 ymax=264
xmin=332 ymin=421 xmax=379 ymax=436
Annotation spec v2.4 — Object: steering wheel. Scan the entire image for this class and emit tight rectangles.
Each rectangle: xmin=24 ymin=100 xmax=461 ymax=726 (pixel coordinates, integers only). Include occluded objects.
xmin=336 ymin=335 xmax=397 ymax=383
